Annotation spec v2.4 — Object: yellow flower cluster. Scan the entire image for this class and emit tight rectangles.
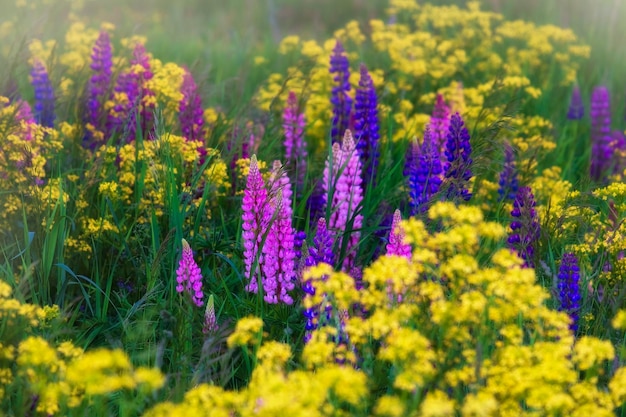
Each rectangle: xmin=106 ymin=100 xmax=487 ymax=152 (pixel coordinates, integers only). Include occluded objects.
xmin=256 ymin=0 xmax=587 ymax=150
xmin=142 ymin=202 xmax=626 ymax=415
xmin=0 ymin=278 xmax=164 ymax=415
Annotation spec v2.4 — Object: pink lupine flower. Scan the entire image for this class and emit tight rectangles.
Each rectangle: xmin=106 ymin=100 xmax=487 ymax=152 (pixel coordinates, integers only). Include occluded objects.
xmin=242 ymin=155 xmax=270 ymax=294
xmin=323 ymin=129 xmax=363 ymax=278
xmin=176 ymin=238 xmax=204 ymax=307
xmin=260 ymin=187 xmax=296 ymax=304
xmin=386 ymin=209 xmax=411 ymax=259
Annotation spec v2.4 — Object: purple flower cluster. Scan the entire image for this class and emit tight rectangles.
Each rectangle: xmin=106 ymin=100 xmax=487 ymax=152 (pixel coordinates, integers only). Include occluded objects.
xmin=179 ymin=69 xmax=205 ymax=142
xmin=590 ymin=86 xmax=613 ymax=182
xmin=241 ymin=156 xmax=296 ymax=304
xmin=444 ymin=112 xmax=473 ymax=201
xmin=567 ymin=85 xmax=584 ymax=120
xmin=30 ymin=59 xmax=55 ymax=127
xmin=406 ymin=129 xmax=443 ymax=215
xmin=498 ymin=142 xmax=519 ymax=201
xmin=329 ymin=40 xmax=352 ymax=144
xmin=85 ymin=31 xmax=113 ymax=144
xmin=557 ymin=252 xmax=581 ymax=332
xmin=202 ymin=294 xmax=219 ymax=335
xmin=354 ymin=64 xmax=380 ymax=183
xmin=508 ymin=186 xmax=540 ymax=268
xmin=323 ymin=130 xmax=363 ymax=277
xmin=109 ymin=43 xmax=154 ymax=142
xmin=176 ymin=238 xmax=204 ymax=307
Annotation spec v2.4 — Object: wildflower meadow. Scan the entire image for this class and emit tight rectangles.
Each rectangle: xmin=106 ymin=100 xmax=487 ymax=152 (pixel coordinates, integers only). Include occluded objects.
xmin=3 ymin=0 xmax=626 ymax=415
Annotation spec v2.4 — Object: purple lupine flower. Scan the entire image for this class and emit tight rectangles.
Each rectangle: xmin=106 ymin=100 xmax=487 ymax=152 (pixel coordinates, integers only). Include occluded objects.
xmin=354 ymin=63 xmax=380 ymax=183
xmin=14 ymin=100 xmax=36 ymax=142
xmin=85 ymin=31 xmax=113 ymax=144
xmin=30 ymin=59 xmax=55 ymax=127
xmin=242 ymin=155 xmax=270 ymax=294
xmin=323 ymin=130 xmax=363 ymax=278
xmin=429 ymin=93 xmax=450 ymax=152
xmin=567 ymin=85 xmax=584 ymax=120
xmin=590 ymin=86 xmax=613 ymax=182
xmin=303 ymin=217 xmax=335 ymax=342
xmin=406 ymin=129 xmax=443 ymax=215
xmin=329 ymin=40 xmax=352 ymax=144
xmin=444 ymin=112 xmax=473 ymax=201
xmin=179 ymin=68 xmax=204 ymax=142
xmin=498 ymin=142 xmax=519 ymax=201
xmin=557 ymin=253 xmax=581 ymax=332
xmin=109 ymin=43 xmax=154 ymax=142
xmin=386 ymin=209 xmax=411 ymax=259
xmin=202 ymin=294 xmax=219 ymax=334
xmin=283 ymin=91 xmax=307 ymax=189
xmin=176 ymin=238 xmax=204 ymax=307
xmin=508 ymin=186 xmax=540 ymax=268
xmin=261 ymin=163 xmax=296 ymax=304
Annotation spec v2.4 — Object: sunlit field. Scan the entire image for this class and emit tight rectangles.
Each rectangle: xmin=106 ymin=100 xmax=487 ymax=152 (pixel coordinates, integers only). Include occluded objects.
xmin=2 ymin=0 xmax=626 ymax=415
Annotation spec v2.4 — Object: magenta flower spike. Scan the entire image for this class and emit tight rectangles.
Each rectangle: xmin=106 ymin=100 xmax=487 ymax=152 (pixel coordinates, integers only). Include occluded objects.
xmin=323 ymin=129 xmax=363 ymax=277
xmin=176 ymin=239 xmax=204 ymax=307
xmin=386 ymin=209 xmax=411 ymax=259
xmin=242 ymin=155 xmax=270 ymax=295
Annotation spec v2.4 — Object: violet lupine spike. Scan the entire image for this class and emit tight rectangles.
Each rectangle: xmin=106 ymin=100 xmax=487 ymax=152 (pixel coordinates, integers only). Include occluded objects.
xmin=303 ymin=217 xmax=335 ymax=342
xmin=507 ymin=186 xmax=540 ymax=268
xmin=242 ymin=155 xmax=270 ymax=294
xmin=176 ymin=238 xmax=204 ymax=307
xmin=323 ymin=130 xmax=363 ymax=279
xmin=567 ymin=85 xmax=584 ymax=120
xmin=406 ymin=129 xmax=443 ymax=215
xmin=179 ymin=69 xmax=205 ymax=142
xmin=109 ymin=43 xmax=154 ymax=142
xmin=557 ymin=252 xmax=581 ymax=332
xmin=444 ymin=112 xmax=473 ymax=201
xmin=590 ymin=86 xmax=613 ymax=182
xmin=283 ymin=91 xmax=307 ymax=188
xmin=386 ymin=209 xmax=411 ymax=259
xmin=354 ymin=63 xmax=380 ymax=184
xmin=429 ymin=93 xmax=450 ymax=152
xmin=30 ymin=59 xmax=55 ymax=127
xmin=498 ymin=142 xmax=519 ymax=201
xmin=14 ymin=100 xmax=36 ymax=142
xmin=329 ymin=40 xmax=352 ymax=144
xmin=260 ymin=187 xmax=296 ymax=305
xmin=85 ymin=31 xmax=113 ymax=144
xmin=202 ymin=294 xmax=219 ymax=334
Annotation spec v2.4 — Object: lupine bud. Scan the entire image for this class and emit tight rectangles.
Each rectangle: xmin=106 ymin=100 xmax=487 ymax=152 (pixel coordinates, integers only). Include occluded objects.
xmin=202 ymin=294 xmax=218 ymax=334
